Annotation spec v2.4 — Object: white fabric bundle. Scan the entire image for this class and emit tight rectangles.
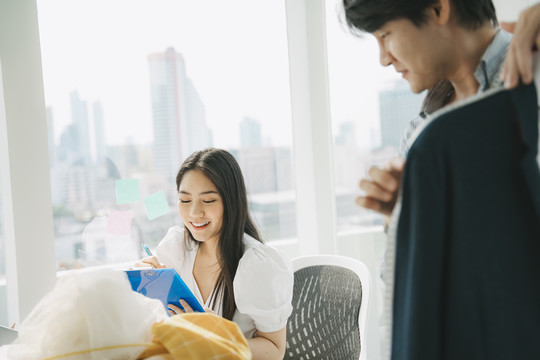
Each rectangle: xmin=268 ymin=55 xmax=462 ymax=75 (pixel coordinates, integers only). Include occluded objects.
xmin=7 ymin=268 xmax=167 ymax=360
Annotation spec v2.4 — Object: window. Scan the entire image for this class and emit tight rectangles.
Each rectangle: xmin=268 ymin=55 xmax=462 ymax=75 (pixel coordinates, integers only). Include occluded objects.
xmin=325 ymin=0 xmax=425 ymax=232
xmin=37 ymin=0 xmax=295 ymax=270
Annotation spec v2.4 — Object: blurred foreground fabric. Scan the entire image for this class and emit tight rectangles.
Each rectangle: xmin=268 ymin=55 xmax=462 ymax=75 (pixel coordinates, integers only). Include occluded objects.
xmin=5 ymin=269 xmax=251 ymax=360
xmin=8 ymin=268 xmax=166 ymax=359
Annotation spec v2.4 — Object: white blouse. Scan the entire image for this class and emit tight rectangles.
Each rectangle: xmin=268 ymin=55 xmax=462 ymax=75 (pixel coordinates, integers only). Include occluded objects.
xmin=155 ymin=226 xmax=294 ymax=338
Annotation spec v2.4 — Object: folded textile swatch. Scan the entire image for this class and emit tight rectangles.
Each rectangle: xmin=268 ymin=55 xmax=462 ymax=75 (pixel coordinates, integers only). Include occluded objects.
xmin=139 ymin=313 xmax=252 ymax=360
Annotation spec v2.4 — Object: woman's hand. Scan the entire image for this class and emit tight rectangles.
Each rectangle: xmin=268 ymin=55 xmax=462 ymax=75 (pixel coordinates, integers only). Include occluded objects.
xmin=167 ymin=300 xmax=194 ymax=316
xmin=134 ymin=256 xmax=166 ymax=269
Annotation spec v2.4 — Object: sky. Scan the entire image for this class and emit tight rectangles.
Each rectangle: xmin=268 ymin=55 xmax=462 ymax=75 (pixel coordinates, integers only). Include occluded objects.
xmin=36 ymin=0 xmax=410 ymax=151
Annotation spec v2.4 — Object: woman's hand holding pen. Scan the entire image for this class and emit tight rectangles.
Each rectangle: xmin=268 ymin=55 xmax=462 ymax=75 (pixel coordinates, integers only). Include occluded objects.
xmin=134 ymin=256 xmax=166 ymax=269
xmin=134 ymin=243 xmax=166 ymax=268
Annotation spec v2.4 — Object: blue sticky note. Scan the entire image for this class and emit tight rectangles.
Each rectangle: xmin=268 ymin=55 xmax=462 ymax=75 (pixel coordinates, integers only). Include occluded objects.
xmin=143 ymin=191 xmax=170 ymax=220
xmin=115 ymin=179 xmax=140 ymax=204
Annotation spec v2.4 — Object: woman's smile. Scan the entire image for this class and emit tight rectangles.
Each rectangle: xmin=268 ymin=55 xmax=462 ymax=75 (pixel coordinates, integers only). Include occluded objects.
xmin=191 ymin=221 xmax=210 ymax=230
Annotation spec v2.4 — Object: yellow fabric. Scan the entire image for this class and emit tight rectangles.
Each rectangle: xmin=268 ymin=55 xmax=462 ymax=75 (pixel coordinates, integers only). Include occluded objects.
xmin=40 ymin=343 xmax=151 ymax=359
xmin=138 ymin=313 xmax=252 ymax=360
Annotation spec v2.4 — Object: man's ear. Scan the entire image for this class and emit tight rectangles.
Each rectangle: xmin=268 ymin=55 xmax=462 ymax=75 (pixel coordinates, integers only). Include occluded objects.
xmin=431 ymin=0 xmax=451 ymax=25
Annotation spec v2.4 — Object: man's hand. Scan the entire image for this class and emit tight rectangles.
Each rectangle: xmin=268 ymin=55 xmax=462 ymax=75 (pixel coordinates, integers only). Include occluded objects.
xmin=501 ymin=3 xmax=540 ymax=89
xmin=356 ymin=157 xmax=405 ymax=217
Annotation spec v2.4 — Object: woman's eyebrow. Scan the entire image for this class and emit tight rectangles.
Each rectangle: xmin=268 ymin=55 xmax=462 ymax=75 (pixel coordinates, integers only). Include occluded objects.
xmin=179 ymin=190 xmax=218 ymax=195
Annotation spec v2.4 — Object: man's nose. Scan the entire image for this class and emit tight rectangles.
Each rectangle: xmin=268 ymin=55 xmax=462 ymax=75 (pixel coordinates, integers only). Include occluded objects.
xmin=379 ymin=44 xmax=393 ymax=67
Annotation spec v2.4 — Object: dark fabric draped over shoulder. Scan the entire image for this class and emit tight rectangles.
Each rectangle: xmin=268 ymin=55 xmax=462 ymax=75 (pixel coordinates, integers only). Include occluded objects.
xmin=392 ymin=83 xmax=540 ymax=360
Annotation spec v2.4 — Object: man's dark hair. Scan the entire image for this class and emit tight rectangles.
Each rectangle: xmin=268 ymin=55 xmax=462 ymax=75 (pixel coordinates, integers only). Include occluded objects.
xmin=343 ymin=0 xmax=498 ymax=34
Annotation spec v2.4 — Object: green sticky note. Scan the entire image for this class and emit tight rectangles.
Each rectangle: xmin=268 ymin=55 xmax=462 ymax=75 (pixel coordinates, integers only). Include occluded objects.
xmin=143 ymin=191 xmax=170 ymax=220
xmin=115 ymin=179 xmax=140 ymax=204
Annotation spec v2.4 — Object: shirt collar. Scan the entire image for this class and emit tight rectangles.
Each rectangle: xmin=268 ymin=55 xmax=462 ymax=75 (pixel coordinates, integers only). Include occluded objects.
xmin=474 ymin=28 xmax=513 ymax=92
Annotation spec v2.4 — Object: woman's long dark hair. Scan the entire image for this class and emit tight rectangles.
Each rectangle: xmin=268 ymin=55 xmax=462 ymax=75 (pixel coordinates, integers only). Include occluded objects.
xmin=176 ymin=148 xmax=262 ymax=320
xmin=421 ymin=79 xmax=455 ymax=115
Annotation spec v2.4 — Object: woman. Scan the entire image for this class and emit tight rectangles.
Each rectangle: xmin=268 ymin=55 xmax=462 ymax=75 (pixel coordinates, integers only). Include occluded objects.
xmin=141 ymin=148 xmax=293 ymax=360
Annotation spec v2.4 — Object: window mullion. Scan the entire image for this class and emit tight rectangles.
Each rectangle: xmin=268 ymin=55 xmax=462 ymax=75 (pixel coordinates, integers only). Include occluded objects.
xmin=0 ymin=0 xmax=57 ymax=327
xmin=285 ymin=0 xmax=337 ymax=255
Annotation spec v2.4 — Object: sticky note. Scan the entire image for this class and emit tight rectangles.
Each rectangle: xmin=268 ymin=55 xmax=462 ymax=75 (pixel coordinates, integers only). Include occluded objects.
xmin=106 ymin=209 xmax=133 ymax=236
xmin=143 ymin=191 xmax=170 ymax=220
xmin=115 ymin=179 xmax=140 ymax=204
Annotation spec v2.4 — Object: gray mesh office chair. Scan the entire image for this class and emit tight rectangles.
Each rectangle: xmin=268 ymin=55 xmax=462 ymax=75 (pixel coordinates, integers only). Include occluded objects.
xmin=285 ymin=255 xmax=371 ymax=360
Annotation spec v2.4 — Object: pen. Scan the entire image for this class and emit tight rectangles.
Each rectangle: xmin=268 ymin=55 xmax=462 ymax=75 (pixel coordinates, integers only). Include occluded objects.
xmin=142 ymin=243 xmax=153 ymax=256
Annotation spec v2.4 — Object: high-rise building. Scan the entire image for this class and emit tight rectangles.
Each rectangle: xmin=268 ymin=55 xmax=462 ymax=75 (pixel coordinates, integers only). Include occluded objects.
xmin=106 ymin=141 xmax=153 ymax=179
xmin=148 ymin=47 xmax=212 ymax=182
xmin=184 ymin=78 xmax=212 ymax=156
xmin=379 ymin=80 xmax=424 ymax=152
xmin=52 ymin=93 xmax=126 ymax=210
xmin=93 ymin=101 xmax=106 ymax=162
xmin=231 ymin=146 xmax=295 ymax=240
xmin=69 ymin=90 xmax=92 ymax=165
xmin=274 ymin=147 xmax=294 ymax=191
xmin=46 ymin=106 xmax=55 ymax=167
xmin=240 ymin=116 xmax=262 ymax=148
xmin=335 ymin=121 xmax=356 ymax=148
xmin=46 ymin=106 xmax=66 ymax=205
xmin=334 ymin=121 xmax=358 ymax=189
xmin=248 ymin=190 xmax=296 ymax=240
xmin=231 ymin=146 xmax=293 ymax=195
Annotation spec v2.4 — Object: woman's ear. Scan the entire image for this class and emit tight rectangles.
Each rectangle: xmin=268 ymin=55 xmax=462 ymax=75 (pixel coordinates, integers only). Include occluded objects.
xmin=431 ymin=0 xmax=451 ymax=26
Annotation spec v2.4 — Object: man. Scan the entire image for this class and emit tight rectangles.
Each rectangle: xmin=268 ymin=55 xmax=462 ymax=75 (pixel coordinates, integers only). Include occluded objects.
xmin=347 ymin=0 xmax=508 ymax=218
xmin=343 ymin=0 xmax=540 ymax=359
xmin=354 ymin=0 xmax=540 ymax=224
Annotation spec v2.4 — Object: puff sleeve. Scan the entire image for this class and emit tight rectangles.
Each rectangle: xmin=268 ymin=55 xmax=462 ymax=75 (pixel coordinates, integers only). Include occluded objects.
xmin=234 ymin=244 xmax=294 ymax=333
xmin=155 ymin=226 xmax=187 ymax=274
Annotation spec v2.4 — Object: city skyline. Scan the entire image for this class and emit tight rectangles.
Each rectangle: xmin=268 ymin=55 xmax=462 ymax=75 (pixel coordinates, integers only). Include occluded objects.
xmin=42 ymin=43 xmax=301 ymax=264
xmin=37 ymin=0 xmax=294 ymax=150
xmin=33 ymin=0 xmax=420 ymax=270
xmin=36 ymin=0 xmax=405 ymax=153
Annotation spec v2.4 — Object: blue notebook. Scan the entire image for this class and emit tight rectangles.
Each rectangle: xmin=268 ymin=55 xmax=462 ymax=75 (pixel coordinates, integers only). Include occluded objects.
xmin=125 ymin=268 xmax=205 ymax=314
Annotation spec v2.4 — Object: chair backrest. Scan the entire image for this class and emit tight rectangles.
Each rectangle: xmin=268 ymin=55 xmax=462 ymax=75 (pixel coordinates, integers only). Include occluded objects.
xmin=284 ymin=255 xmax=371 ymax=360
